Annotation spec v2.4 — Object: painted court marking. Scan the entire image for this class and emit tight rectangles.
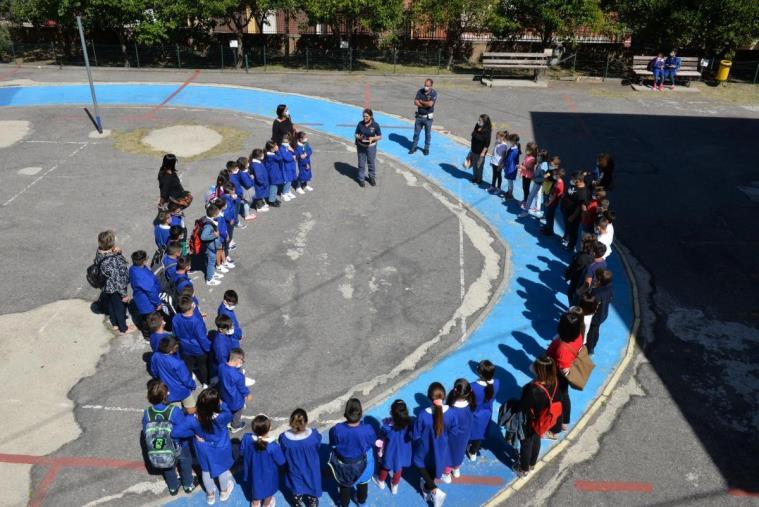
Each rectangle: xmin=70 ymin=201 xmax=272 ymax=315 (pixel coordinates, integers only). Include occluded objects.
xmin=575 ymin=480 xmax=654 ymax=493
xmin=2 ymin=143 xmax=87 ymax=207
xmin=140 ymin=69 xmax=201 ymax=119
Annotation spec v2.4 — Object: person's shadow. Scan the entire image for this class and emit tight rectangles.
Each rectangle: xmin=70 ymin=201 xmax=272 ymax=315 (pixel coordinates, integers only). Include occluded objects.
xmin=333 ymin=161 xmax=360 ymax=184
xmin=389 ymin=132 xmax=413 ymax=150
xmin=440 ymin=162 xmax=472 ymax=182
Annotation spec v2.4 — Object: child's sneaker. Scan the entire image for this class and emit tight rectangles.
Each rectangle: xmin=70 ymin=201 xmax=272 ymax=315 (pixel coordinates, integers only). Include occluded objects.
xmin=452 ymin=468 xmax=461 ymax=478
xmin=372 ymin=475 xmax=386 ymax=490
xmin=288 ymin=191 xmax=297 ymax=199
xmin=244 ymin=214 xmax=256 ymax=221
xmin=282 ymin=194 xmax=292 ymax=202
xmin=236 ymin=223 xmax=247 ymax=230
xmin=259 ymin=204 xmax=270 ymax=212
xmin=206 ymin=279 xmax=221 ymax=286
xmin=206 ymin=491 xmax=216 ymax=505
xmin=440 ymin=473 xmax=452 ymax=484
xmin=229 ymin=240 xmax=237 ymax=248
xmin=224 ymin=261 xmax=235 ymax=269
xmin=466 ymin=451 xmax=477 ymax=462
xmin=432 ymin=487 xmax=447 ymax=507
xmin=305 ymin=185 xmax=314 ymax=192
xmin=296 ymin=187 xmax=306 ymax=194
xmin=213 ymin=272 xmax=224 ymax=279
xmin=219 ymin=481 xmax=234 ymax=502
xmin=216 ymin=265 xmax=229 ymax=273
xmin=390 ymin=483 xmax=399 ymax=495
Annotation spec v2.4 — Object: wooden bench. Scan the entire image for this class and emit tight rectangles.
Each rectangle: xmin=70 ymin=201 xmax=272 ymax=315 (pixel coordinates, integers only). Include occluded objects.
xmin=482 ymin=49 xmax=552 ymax=83
xmin=631 ymin=55 xmax=702 ymax=86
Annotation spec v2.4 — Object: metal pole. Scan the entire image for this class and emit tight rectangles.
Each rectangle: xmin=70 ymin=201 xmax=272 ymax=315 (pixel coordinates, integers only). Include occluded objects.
xmin=348 ymin=48 xmax=352 ymax=72
xmin=50 ymin=41 xmax=57 ymax=68
xmin=263 ymin=45 xmax=267 ymax=71
xmin=753 ymin=62 xmax=759 ymax=85
xmin=10 ymin=40 xmax=15 ymax=60
xmin=244 ymin=53 xmax=249 ymax=73
xmin=134 ymin=42 xmax=140 ymax=68
xmin=306 ymin=47 xmax=309 ymax=71
xmin=176 ymin=44 xmax=181 ymax=68
xmin=393 ymin=48 xmax=397 ymax=74
xmin=437 ymin=48 xmax=441 ymax=74
xmin=76 ymin=16 xmax=102 ymax=133
xmin=604 ymin=53 xmax=610 ymax=81
xmin=572 ymin=53 xmax=577 ymax=74
xmin=220 ymin=43 xmax=224 ymax=71
xmin=90 ymin=40 xmax=98 ymax=66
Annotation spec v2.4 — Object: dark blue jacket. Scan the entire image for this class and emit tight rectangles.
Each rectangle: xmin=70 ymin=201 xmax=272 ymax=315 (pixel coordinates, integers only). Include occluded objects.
xmin=219 ymin=363 xmax=249 ymax=412
xmin=228 ymin=171 xmax=245 ymax=197
xmin=279 ymin=145 xmax=297 ymax=182
xmin=217 ymin=302 xmax=242 ymax=342
xmin=250 ymin=160 xmax=270 ymax=199
xmin=265 ymin=152 xmax=285 ymax=185
xmin=154 ymin=224 xmax=171 ymax=250
xmin=129 ymin=265 xmax=161 ymax=316
xmin=150 ymin=352 xmax=196 ymax=402
xmin=296 ymin=143 xmax=313 ymax=182
xmin=239 ymin=169 xmax=254 ymax=190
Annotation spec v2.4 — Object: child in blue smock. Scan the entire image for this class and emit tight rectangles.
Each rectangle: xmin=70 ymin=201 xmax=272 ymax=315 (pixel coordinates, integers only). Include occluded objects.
xmin=150 ymin=336 xmax=197 ymax=412
xmin=413 ymin=382 xmax=456 ymax=506
xmin=279 ymin=135 xmax=298 ymax=201
xmin=217 ymin=289 xmax=243 ymax=342
xmin=249 ymin=149 xmax=272 ymax=211
xmin=328 ymin=398 xmax=376 ymax=507
xmin=279 ymin=408 xmax=322 ymax=506
xmin=171 ymin=294 xmax=211 ymax=386
xmin=142 ymin=379 xmax=196 ymax=495
xmin=129 ymin=250 xmax=161 ymax=331
xmin=211 ymin=314 xmax=240 ymax=369
xmin=442 ymin=378 xmax=475 ymax=483
xmin=264 ymin=141 xmax=284 ymax=207
xmin=147 ymin=312 xmax=169 ymax=353
xmin=241 ymin=415 xmax=286 ymax=506
xmin=467 ymin=359 xmax=500 ymax=461
xmin=295 ymin=131 xmax=314 ymax=193
xmin=154 ymin=211 xmax=172 ymax=250
xmin=651 ymin=53 xmax=665 ymax=90
xmin=218 ymin=348 xmax=250 ymax=432
xmin=502 ymin=134 xmax=521 ymax=199
xmin=171 ymin=388 xmax=235 ymax=505
xmin=373 ymin=399 xmax=412 ymax=495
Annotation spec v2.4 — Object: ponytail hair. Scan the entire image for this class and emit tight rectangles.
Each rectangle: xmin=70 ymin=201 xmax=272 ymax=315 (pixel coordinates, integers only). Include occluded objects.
xmin=477 ymin=359 xmax=496 ymax=402
xmin=390 ymin=399 xmax=411 ymax=430
xmin=447 ymin=378 xmax=475 ymax=411
xmin=252 ymin=414 xmax=271 ymax=451
xmin=289 ymin=408 xmax=308 ymax=433
xmin=427 ymin=382 xmax=446 ymax=438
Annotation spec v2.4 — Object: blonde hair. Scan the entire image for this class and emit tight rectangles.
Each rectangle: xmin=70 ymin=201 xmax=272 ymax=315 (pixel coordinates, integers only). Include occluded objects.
xmin=98 ymin=230 xmax=115 ymax=251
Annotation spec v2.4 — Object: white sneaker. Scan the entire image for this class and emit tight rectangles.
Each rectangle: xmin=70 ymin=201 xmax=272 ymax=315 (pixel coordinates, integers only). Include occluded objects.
xmin=440 ymin=473 xmax=452 ymax=484
xmin=287 ymin=191 xmax=296 ymax=199
xmin=282 ymin=194 xmax=291 ymax=202
xmin=235 ymin=223 xmax=247 ymax=230
xmin=296 ymin=187 xmax=305 ymax=195
xmin=390 ymin=483 xmax=399 ymax=495
xmin=466 ymin=451 xmax=477 ymax=462
xmin=259 ymin=204 xmax=270 ymax=212
xmin=244 ymin=376 xmax=256 ymax=387
xmin=216 ymin=265 xmax=229 ymax=273
xmin=305 ymin=185 xmax=314 ymax=192
xmin=224 ymin=262 xmax=235 ymax=270
xmin=229 ymin=240 xmax=237 ymax=248
xmin=452 ymin=468 xmax=461 ymax=478
xmin=213 ymin=272 xmax=224 ymax=279
xmin=206 ymin=279 xmax=221 ymax=286
xmin=372 ymin=475 xmax=386 ymax=490
xmin=433 ymin=488 xmax=447 ymax=507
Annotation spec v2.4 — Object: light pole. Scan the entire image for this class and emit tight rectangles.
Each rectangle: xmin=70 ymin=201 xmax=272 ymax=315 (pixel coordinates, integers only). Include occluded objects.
xmin=76 ymin=15 xmax=102 ymax=133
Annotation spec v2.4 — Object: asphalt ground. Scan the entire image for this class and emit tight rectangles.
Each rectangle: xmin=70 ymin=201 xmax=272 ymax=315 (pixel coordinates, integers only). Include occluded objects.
xmin=0 ymin=104 xmax=494 ymax=506
xmin=1 ymin=66 xmax=758 ymax=505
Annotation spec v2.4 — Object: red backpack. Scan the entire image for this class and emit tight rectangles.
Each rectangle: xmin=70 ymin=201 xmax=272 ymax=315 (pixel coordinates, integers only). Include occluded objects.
xmin=531 ymin=382 xmax=563 ymax=436
xmin=189 ymin=217 xmax=216 ymax=256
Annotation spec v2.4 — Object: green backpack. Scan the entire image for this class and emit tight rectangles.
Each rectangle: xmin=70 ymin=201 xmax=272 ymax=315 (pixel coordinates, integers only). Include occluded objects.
xmin=145 ymin=406 xmax=179 ymax=468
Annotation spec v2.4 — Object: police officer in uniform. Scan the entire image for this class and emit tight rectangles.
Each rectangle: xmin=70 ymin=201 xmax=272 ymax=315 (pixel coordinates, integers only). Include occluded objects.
xmin=409 ymin=78 xmax=438 ymax=156
xmin=354 ymin=108 xmax=382 ymax=187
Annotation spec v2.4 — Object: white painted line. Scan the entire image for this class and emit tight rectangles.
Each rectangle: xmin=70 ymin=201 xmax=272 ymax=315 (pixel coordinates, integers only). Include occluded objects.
xmin=458 ymin=211 xmax=467 ymax=341
xmin=2 ymin=143 xmax=87 ymax=207
xmin=24 ymin=140 xmax=89 ymax=145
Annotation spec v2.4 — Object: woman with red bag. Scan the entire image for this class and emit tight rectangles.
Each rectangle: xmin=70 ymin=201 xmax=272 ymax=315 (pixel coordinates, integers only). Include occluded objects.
xmin=545 ymin=312 xmax=584 ymax=439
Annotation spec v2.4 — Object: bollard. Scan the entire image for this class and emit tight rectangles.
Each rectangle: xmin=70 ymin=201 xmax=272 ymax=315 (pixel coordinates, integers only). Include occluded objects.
xmin=134 ymin=42 xmax=140 ymax=67
xmin=245 ymin=53 xmax=249 ymax=73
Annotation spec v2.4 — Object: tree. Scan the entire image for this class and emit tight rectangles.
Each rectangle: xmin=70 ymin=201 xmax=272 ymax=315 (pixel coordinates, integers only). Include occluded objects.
xmin=302 ymin=0 xmax=405 ymax=49
xmin=411 ymin=0 xmax=511 ymax=68
xmin=496 ymin=0 xmax=605 ymax=48
xmin=609 ymin=0 xmax=759 ymax=58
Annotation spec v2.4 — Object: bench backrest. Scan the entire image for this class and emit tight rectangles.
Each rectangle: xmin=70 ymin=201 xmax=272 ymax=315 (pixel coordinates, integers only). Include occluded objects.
xmin=483 ymin=49 xmax=552 ymax=61
xmin=632 ymin=55 xmax=700 ymax=71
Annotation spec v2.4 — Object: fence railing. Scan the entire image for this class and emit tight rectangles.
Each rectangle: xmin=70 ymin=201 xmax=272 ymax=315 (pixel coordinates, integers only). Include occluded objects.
xmin=3 ymin=41 xmax=758 ymax=84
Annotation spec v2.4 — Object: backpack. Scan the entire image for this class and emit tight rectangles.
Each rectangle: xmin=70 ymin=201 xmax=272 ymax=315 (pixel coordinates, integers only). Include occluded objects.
xmin=144 ymin=405 xmax=178 ymax=468
xmin=531 ymin=382 xmax=563 ymax=437
xmin=189 ymin=218 xmax=215 ymax=256
xmin=86 ymin=257 xmax=106 ymax=289
xmin=150 ymin=246 xmax=166 ymax=272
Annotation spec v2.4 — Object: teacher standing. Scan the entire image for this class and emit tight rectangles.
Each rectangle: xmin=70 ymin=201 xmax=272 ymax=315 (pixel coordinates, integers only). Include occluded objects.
xmin=272 ymin=104 xmax=297 ymax=145
xmin=354 ymin=109 xmax=382 ymax=188
xmin=469 ymin=114 xmax=492 ymax=186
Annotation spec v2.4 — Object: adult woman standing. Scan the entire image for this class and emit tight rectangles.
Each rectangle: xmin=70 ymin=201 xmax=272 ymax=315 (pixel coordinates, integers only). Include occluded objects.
xmin=354 ymin=109 xmax=382 ymax=188
xmin=272 ymin=104 xmax=297 ymax=145
xmin=517 ymin=356 xmax=558 ymax=477
xmin=545 ymin=312 xmax=584 ymax=439
xmin=157 ymin=154 xmax=192 ymax=210
xmin=94 ymin=230 xmax=135 ymax=334
xmin=468 ymin=115 xmax=492 ymax=185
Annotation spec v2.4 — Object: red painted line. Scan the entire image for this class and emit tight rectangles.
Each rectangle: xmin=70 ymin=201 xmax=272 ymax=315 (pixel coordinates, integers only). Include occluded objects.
xmin=0 ymin=453 xmax=54 ymax=466
xmin=729 ymin=489 xmax=759 ymax=497
xmin=575 ymin=480 xmax=653 ymax=493
xmin=364 ymin=82 xmax=371 ymax=109
xmin=0 ymin=64 xmax=21 ymax=81
xmin=54 ymin=455 xmax=145 ymax=470
xmin=142 ymin=69 xmax=201 ymax=118
xmin=28 ymin=463 xmax=60 ymax=507
xmin=435 ymin=475 xmax=504 ymax=486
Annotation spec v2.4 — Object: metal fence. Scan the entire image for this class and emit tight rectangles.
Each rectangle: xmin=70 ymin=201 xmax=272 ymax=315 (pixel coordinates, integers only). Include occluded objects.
xmin=3 ymin=41 xmax=758 ymax=84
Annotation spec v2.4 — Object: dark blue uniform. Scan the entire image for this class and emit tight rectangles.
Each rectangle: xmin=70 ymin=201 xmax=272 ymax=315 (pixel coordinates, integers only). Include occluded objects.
xmin=411 ymin=87 xmax=438 ymax=152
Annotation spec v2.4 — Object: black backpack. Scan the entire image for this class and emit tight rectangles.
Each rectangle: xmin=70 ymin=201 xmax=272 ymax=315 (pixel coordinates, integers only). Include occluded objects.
xmin=86 ymin=258 xmax=106 ymax=289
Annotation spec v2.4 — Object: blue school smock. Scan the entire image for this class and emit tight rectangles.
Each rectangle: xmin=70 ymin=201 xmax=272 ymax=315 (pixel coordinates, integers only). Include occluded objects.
xmin=446 ymin=402 xmax=474 ymax=468
xmin=173 ymin=273 xmax=192 ymax=296
xmin=329 ymin=421 xmax=376 ymax=460
xmin=162 ymin=254 xmax=179 ymax=284
xmin=228 ymin=171 xmax=245 ymax=197
xmin=217 ymin=303 xmax=242 ymax=342
xmin=295 ymin=143 xmax=313 ymax=182
xmin=279 ymin=429 xmax=323 ymax=498
xmin=503 ymin=145 xmax=520 ymax=180
xmin=241 ymin=434 xmax=286 ymax=501
xmin=142 ymin=403 xmax=190 ymax=452
xmin=149 ymin=331 xmax=170 ymax=353
xmin=154 ymin=224 xmax=171 ymax=250
xmin=250 ymin=160 xmax=270 ymax=200
xmin=279 ymin=145 xmax=297 ymax=183
xmin=211 ymin=330 xmax=240 ymax=367
xmin=129 ymin=265 xmax=161 ymax=316
xmin=379 ymin=418 xmax=413 ymax=473
xmin=265 ymin=152 xmax=285 ymax=186
xmin=150 ymin=352 xmax=195 ymax=402
xmin=171 ymin=312 xmax=211 ymax=356
xmin=239 ymin=169 xmax=255 ymax=191
xmin=218 ymin=362 xmax=249 ymax=412
xmin=470 ymin=379 xmax=500 ymax=440
xmin=169 ymin=214 xmax=184 ymax=229
xmin=412 ymin=406 xmax=457 ymax=478
xmin=222 ymin=194 xmax=237 ymax=225
xmin=171 ymin=402 xmax=234 ymax=477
